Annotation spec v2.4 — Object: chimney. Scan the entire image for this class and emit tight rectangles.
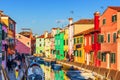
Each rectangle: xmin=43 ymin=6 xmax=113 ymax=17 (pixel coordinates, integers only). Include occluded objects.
xmin=0 ymin=10 xmax=4 ymax=16
xmin=68 ymin=18 xmax=73 ymax=25
xmin=44 ymin=31 xmax=48 ymax=38
xmin=94 ymin=11 xmax=100 ymax=30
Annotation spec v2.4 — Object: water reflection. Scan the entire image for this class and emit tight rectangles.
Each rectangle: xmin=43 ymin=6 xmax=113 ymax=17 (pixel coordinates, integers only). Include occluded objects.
xmin=40 ymin=62 xmax=69 ymax=80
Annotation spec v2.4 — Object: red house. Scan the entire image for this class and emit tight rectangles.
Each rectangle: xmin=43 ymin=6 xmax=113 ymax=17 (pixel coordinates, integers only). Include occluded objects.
xmin=91 ymin=12 xmax=101 ymax=67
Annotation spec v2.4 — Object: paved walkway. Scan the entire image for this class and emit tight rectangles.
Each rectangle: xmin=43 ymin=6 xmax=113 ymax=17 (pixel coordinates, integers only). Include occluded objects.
xmin=42 ymin=58 xmax=120 ymax=80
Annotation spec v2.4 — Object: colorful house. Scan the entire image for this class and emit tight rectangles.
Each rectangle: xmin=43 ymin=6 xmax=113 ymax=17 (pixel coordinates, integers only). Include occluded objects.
xmin=36 ymin=35 xmax=45 ymax=54
xmin=99 ymin=6 xmax=120 ymax=70
xmin=64 ymin=27 xmax=69 ymax=60
xmin=50 ymin=28 xmax=58 ymax=59
xmin=15 ymin=33 xmax=31 ymax=54
xmin=0 ymin=11 xmax=16 ymax=55
xmin=44 ymin=31 xmax=52 ymax=58
xmin=91 ymin=12 xmax=101 ymax=67
xmin=55 ymin=28 xmax=64 ymax=60
xmin=73 ymin=19 xmax=94 ymax=63
xmin=0 ymin=21 xmax=8 ymax=68
xmin=84 ymin=28 xmax=94 ymax=65
xmin=73 ymin=33 xmax=84 ymax=63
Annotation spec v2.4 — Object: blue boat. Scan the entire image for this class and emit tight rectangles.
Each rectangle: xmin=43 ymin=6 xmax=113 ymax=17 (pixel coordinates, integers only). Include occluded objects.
xmin=44 ymin=61 xmax=51 ymax=66
xmin=26 ymin=62 xmax=44 ymax=80
xmin=52 ymin=64 xmax=63 ymax=71
xmin=66 ymin=66 xmax=86 ymax=80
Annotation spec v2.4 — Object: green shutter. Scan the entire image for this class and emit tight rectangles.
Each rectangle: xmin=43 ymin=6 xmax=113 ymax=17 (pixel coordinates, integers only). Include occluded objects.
xmin=77 ymin=38 xmax=79 ymax=43
xmin=98 ymin=35 xmax=101 ymax=43
xmin=111 ymin=53 xmax=115 ymax=63
xmin=103 ymin=19 xmax=106 ymax=25
xmin=80 ymin=50 xmax=82 ymax=57
xmin=92 ymin=35 xmax=94 ymax=44
xmin=113 ymin=33 xmax=116 ymax=42
xmin=101 ymin=35 xmax=104 ymax=43
xmin=80 ymin=37 xmax=83 ymax=43
xmin=108 ymin=34 xmax=110 ymax=43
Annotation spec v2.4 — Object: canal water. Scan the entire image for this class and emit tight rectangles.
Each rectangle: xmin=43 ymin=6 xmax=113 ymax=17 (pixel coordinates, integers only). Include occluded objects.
xmin=40 ymin=63 xmax=70 ymax=80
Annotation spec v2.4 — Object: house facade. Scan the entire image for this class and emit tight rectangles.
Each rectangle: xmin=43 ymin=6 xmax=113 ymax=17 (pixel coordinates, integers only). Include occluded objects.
xmin=15 ymin=34 xmax=31 ymax=54
xmin=73 ymin=19 xmax=94 ymax=63
xmin=36 ymin=35 xmax=45 ymax=54
xmin=64 ymin=27 xmax=69 ymax=60
xmin=99 ymin=6 xmax=120 ymax=70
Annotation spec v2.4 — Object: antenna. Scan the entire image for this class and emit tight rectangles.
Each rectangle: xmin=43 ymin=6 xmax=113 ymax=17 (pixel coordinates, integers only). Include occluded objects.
xmin=70 ymin=10 xmax=74 ymax=18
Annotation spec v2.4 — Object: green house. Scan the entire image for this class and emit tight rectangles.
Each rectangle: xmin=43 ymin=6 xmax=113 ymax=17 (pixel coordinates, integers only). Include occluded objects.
xmin=55 ymin=29 xmax=64 ymax=60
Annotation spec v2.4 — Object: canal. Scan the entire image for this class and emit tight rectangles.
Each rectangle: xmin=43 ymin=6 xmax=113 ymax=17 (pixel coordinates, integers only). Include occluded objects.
xmin=26 ymin=56 xmax=95 ymax=80
xmin=40 ymin=61 xmax=70 ymax=80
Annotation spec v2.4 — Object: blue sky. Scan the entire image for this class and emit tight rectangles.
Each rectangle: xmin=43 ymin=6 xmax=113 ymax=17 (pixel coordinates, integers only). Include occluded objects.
xmin=0 ymin=0 xmax=120 ymax=35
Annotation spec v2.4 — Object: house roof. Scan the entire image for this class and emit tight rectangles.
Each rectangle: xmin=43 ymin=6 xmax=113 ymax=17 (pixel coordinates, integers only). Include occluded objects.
xmin=73 ymin=19 xmax=94 ymax=24
xmin=38 ymin=35 xmax=44 ymax=38
xmin=52 ymin=27 xmax=62 ymax=30
xmin=46 ymin=33 xmax=53 ymax=38
xmin=74 ymin=28 xmax=94 ymax=37
xmin=108 ymin=6 xmax=120 ymax=11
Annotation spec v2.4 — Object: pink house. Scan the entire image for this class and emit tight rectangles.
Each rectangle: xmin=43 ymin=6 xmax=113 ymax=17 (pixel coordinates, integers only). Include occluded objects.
xmin=99 ymin=6 xmax=120 ymax=70
xmin=15 ymin=34 xmax=31 ymax=55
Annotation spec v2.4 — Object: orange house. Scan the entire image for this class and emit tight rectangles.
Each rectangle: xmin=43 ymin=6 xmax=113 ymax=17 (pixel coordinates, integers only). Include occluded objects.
xmin=99 ymin=6 xmax=120 ymax=70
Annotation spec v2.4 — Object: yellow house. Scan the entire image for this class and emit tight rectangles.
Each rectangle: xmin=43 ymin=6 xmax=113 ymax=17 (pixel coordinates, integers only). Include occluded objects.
xmin=44 ymin=31 xmax=52 ymax=58
xmin=74 ymin=34 xmax=84 ymax=63
xmin=64 ymin=27 xmax=69 ymax=60
xmin=73 ymin=19 xmax=94 ymax=63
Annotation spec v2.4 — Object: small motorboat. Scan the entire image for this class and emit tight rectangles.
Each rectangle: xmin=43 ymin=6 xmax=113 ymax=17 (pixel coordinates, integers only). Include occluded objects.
xmin=44 ymin=61 xmax=51 ymax=67
xmin=66 ymin=66 xmax=86 ymax=80
xmin=52 ymin=64 xmax=63 ymax=71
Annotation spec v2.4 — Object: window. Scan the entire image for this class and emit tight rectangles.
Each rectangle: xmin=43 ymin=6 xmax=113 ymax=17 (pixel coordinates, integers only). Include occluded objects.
xmin=2 ymin=30 xmax=5 ymax=40
xmin=75 ymin=50 xmax=78 ymax=56
xmin=74 ymin=38 xmax=76 ymax=44
xmin=79 ymin=50 xmax=82 ymax=57
xmin=112 ymin=15 xmax=117 ymax=22
xmin=39 ymin=39 xmax=41 ymax=41
xmin=110 ymin=53 xmax=115 ymax=63
xmin=97 ymin=52 xmax=101 ymax=59
xmin=19 ymin=36 xmax=21 ymax=38
xmin=103 ymin=19 xmax=106 ymax=25
xmin=98 ymin=35 xmax=104 ymax=43
xmin=98 ymin=34 xmax=101 ymax=43
xmin=40 ymin=50 xmax=42 ymax=53
xmin=27 ymin=42 xmax=29 ymax=45
xmin=80 ymin=37 xmax=83 ymax=43
xmin=64 ymin=40 xmax=65 ymax=45
xmin=101 ymin=53 xmax=106 ymax=62
xmin=91 ymin=35 xmax=94 ymax=44
xmin=66 ymin=39 xmax=68 ymax=45
xmin=108 ymin=34 xmax=110 ymax=43
xmin=77 ymin=37 xmax=79 ymax=43
xmin=101 ymin=35 xmax=104 ymax=43
xmin=113 ymin=33 xmax=116 ymax=42
xmin=40 ymin=44 xmax=41 ymax=47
